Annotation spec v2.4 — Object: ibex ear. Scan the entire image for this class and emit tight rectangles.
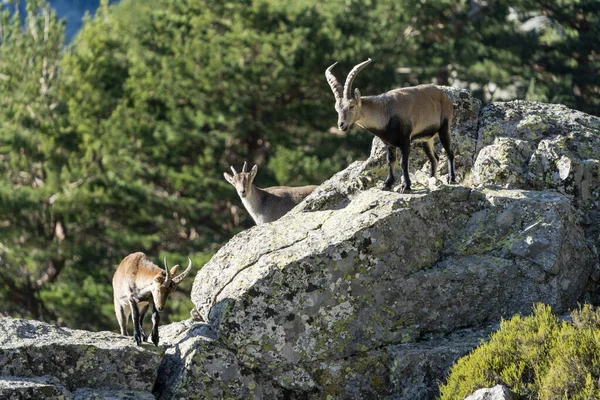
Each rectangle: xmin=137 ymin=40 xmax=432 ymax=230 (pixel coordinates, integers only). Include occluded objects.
xmin=223 ymin=172 xmax=233 ymax=184
xmin=250 ymin=165 xmax=258 ymax=181
xmin=354 ymin=88 xmax=361 ymax=103
xmin=170 ymin=265 xmax=180 ymax=277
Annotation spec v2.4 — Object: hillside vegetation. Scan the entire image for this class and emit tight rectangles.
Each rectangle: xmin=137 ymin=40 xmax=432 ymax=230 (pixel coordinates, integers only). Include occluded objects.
xmin=440 ymin=304 xmax=600 ymax=400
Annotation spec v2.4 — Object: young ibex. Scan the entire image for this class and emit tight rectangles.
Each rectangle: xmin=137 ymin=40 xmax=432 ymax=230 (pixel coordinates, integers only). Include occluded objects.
xmin=326 ymin=58 xmax=456 ymax=192
xmin=112 ymin=252 xmax=192 ymax=346
xmin=224 ymin=162 xmax=317 ymax=225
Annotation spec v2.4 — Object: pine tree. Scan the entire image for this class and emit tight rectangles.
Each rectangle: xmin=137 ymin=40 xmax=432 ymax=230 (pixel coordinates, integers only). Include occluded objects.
xmin=0 ymin=0 xmax=70 ymax=321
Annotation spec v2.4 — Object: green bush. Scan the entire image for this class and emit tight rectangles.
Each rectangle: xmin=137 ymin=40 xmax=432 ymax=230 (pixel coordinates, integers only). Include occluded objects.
xmin=439 ymin=304 xmax=600 ymax=400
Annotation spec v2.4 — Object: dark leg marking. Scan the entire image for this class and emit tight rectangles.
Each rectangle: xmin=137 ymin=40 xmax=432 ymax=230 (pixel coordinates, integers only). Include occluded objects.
xmin=151 ymin=304 xmax=160 ymax=346
xmin=139 ymin=303 xmax=149 ymax=342
xmin=129 ymin=299 xmax=142 ymax=346
xmin=399 ymin=137 xmax=411 ymax=193
xmin=421 ymin=140 xmax=439 ymax=178
xmin=383 ymin=146 xmax=396 ymax=190
xmin=438 ymin=118 xmax=456 ymax=183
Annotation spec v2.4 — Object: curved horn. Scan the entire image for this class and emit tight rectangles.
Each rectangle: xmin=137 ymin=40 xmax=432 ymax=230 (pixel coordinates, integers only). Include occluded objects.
xmin=163 ymin=257 xmax=171 ymax=286
xmin=173 ymin=257 xmax=193 ymax=284
xmin=343 ymin=58 xmax=372 ymax=99
xmin=230 ymin=166 xmax=238 ymax=175
xmin=325 ymin=62 xmax=343 ymax=101
xmin=242 ymin=161 xmax=248 ymax=173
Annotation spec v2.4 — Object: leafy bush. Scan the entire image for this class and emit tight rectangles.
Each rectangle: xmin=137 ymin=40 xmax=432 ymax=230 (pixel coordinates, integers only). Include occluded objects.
xmin=439 ymin=303 xmax=600 ymax=400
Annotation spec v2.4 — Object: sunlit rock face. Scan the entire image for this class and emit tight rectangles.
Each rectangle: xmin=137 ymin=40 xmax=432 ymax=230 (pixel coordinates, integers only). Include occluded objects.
xmin=0 ymin=317 xmax=162 ymax=399
xmin=473 ymin=100 xmax=600 ymax=258
xmin=181 ymin=93 xmax=598 ymax=399
xmin=190 ymin=185 xmax=593 ymax=397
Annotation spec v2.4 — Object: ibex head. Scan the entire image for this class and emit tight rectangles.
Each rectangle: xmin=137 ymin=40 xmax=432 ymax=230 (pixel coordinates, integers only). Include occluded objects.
xmin=223 ymin=162 xmax=258 ymax=198
xmin=325 ymin=58 xmax=372 ymax=132
xmin=151 ymin=257 xmax=192 ymax=311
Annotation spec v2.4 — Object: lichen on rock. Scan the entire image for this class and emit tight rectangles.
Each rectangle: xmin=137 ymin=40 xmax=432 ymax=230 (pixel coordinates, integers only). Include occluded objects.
xmin=473 ymin=100 xmax=600 ymax=280
xmin=0 ymin=318 xmax=162 ymax=399
xmin=154 ymin=319 xmax=283 ymax=399
xmin=190 ymin=186 xmax=594 ymax=397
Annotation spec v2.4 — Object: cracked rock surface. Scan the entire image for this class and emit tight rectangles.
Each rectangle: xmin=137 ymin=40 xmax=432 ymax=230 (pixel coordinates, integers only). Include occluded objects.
xmin=190 ymin=185 xmax=594 ymax=397
xmin=153 ymin=319 xmax=283 ymax=399
xmin=0 ymin=318 xmax=161 ymax=399
xmin=473 ymin=101 xmax=600 ymax=263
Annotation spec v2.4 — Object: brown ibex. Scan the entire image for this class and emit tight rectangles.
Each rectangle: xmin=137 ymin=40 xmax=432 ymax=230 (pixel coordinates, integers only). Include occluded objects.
xmin=326 ymin=58 xmax=456 ymax=192
xmin=112 ymin=252 xmax=192 ymax=346
xmin=224 ymin=162 xmax=317 ymax=225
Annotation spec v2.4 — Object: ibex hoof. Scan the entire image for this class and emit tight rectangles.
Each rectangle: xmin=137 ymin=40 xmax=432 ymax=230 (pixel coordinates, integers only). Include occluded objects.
xmin=380 ymin=182 xmax=393 ymax=191
xmin=400 ymin=186 xmax=412 ymax=194
xmin=152 ymin=335 xmax=159 ymax=347
xmin=134 ymin=334 xmax=142 ymax=346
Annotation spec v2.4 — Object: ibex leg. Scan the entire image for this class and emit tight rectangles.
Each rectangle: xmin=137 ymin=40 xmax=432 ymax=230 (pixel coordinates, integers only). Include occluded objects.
xmin=422 ymin=140 xmax=439 ymax=178
xmin=114 ymin=296 xmax=128 ymax=336
xmin=151 ymin=304 xmax=160 ymax=346
xmin=438 ymin=118 xmax=456 ymax=183
xmin=138 ymin=303 xmax=149 ymax=342
xmin=383 ymin=146 xmax=396 ymax=190
xmin=399 ymin=139 xmax=412 ymax=193
xmin=129 ymin=299 xmax=142 ymax=346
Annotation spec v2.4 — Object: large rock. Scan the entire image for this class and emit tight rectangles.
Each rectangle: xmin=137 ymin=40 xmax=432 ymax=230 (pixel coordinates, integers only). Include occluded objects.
xmin=185 ymin=96 xmax=598 ymax=398
xmin=309 ymin=324 xmax=497 ymax=400
xmin=0 ymin=376 xmax=70 ymax=399
xmin=473 ymin=101 xmax=600 ymax=257
xmin=191 ymin=183 xmax=595 ymax=397
xmin=0 ymin=318 xmax=161 ymax=397
xmin=0 ymin=376 xmax=157 ymax=400
xmin=153 ymin=319 xmax=283 ymax=399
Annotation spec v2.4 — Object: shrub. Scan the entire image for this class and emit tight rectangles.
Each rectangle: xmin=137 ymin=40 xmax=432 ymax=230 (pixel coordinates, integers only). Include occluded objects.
xmin=439 ymin=303 xmax=600 ymax=400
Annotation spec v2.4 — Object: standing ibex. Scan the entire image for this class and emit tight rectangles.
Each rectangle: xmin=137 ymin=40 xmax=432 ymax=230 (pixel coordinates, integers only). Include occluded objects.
xmin=326 ymin=58 xmax=456 ymax=192
xmin=224 ymin=162 xmax=317 ymax=225
xmin=112 ymin=252 xmax=192 ymax=346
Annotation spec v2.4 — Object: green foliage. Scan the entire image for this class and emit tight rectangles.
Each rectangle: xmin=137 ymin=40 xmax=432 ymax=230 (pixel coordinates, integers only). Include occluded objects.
xmin=267 ymin=146 xmax=341 ymax=186
xmin=0 ymin=0 xmax=70 ymax=320
xmin=439 ymin=304 xmax=600 ymax=400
